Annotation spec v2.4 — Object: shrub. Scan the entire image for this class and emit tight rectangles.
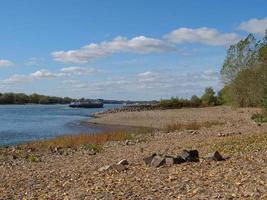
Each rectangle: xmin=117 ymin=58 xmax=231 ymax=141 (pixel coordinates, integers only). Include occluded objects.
xmin=190 ymin=95 xmax=202 ymax=107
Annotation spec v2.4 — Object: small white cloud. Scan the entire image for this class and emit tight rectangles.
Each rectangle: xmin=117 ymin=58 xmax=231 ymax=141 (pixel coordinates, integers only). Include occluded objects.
xmin=165 ymin=27 xmax=240 ymax=46
xmin=239 ymin=17 xmax=267 ymax=35
xmin=0 ymin=59 xmax=14 ymax=68
xmin=30 ymin=69 xmax=56 ymax=79
xmin=52 ymin=36 xmax=175 ymax=64
xmin=25 ymin=57 xmax=44 ymax=66
xmin=1 ymin=74 xmax=30 ymax=85
xmin=60 ymin=66 xmax=96 ymax=76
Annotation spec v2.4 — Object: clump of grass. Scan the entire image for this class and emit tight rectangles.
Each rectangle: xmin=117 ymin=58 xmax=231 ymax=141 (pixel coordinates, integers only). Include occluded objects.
xmin=162 ymin=121 xmax=223 ymax=133
xmin=27 ymin=154 xmax=38 ymax=162
xmin=83 ymin=143 xmax=102 ymax=153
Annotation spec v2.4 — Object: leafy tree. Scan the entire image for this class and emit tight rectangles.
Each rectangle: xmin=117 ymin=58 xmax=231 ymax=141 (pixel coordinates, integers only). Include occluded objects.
xmin=220 ymin=34 xmax=259 ymax=83
xmin=201 ymin=87 xmax=217 ymax=106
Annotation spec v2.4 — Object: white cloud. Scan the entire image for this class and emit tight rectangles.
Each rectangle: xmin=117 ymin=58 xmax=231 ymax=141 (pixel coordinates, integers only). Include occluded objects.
xmin=57 ymin=69 xmax=221 ymax=100
xmin=1 ymin=74 xmax=30 ymax=85
xmin=165 ymin=27 xmax=240 ymax=46
xmin=52 ymin=36 xmax=175 ymax=64
xmin=25 ymin=57 xmax=44 ymax=66
xmin=0 ymin=59 xmax=14 ymax=68
xmin=30 ymin=69 xmax=56 ymax=79
xmin=60 ymin=66 xmax=96 ymax=76
xmin=239 ymin=17 xmax=267 ymax=35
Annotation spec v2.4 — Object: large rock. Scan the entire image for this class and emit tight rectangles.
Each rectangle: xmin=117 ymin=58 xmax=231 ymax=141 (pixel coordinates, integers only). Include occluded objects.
xmin=98 ymin=165 xmax=112 ymax=172
xmin=117 ymin=159 xmax=129 ymax=165
xmin=165 ymin=157 xmax=174 ymax=167
xmin=179 ymin=149 xmax=199 ymax=162
xmin=165 ymin=155 xmax=185 ymax=166
xmin=143 ymin=153 xmax=157 ymax=166
xmin=174 ymin=156 xmax=186 ymax=164
xmin=205 ymin=151 xmax=225 ymax=161
xmin=150 ymin=156 xmax=165 ymax=168
xmin=111 ymin=164 xmax=127 ymax=172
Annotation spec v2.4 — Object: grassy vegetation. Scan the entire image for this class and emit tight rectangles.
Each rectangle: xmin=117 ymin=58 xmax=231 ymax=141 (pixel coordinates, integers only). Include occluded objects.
xmin=22 ymin=127 xmax=154 ymax=150
xmin=251 ymin=113 xmax=267 ymax=123
xmin=27 ymin=154 xmax=39 ymax=162
xmin=208 ymin=133 xmax=267 ymax=154
xmin=162 ymin=121 xmax=223 ymax=133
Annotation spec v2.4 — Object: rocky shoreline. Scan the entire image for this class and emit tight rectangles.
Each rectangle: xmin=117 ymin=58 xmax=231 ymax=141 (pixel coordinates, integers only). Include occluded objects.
xmin=1 ymin=106 xmax=267 ymax=199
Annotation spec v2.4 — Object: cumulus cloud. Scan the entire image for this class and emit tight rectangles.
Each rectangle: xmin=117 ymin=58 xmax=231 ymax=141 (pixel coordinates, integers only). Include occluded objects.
xmin=51 ymin=27 xmax=241 ymax=64
xmin=0 ymin=59 xmax=14 ymax=68
xmin=56 ymin=69 xmax=221 ymax=100
xmin=52 ymin=36 xmax=175 ymax=64
xmin=30 ymin=69 xmax=56 ymax=79
xmin=164 ymin=27 xmax=240 ymax=46
xmin=60 ymin=66 xmax=96 ymax=76
xmin=239 ymin=17 xmax=267 ymax=35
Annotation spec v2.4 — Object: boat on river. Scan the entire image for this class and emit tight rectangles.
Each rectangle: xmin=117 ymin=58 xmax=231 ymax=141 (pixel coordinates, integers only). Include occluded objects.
xmin=69 ymin=101 xmax=104 ymax=108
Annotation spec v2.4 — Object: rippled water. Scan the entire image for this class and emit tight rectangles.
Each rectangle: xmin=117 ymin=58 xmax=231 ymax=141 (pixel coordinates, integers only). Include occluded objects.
xmin=0 ymin=104 xmax=121 ymax=146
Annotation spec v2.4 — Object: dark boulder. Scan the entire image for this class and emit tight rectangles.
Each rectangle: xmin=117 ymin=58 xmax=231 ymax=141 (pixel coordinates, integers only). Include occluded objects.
xmin=143 ymin=153 xmax=157 ymax=166
xmin=179 ymin=149 xmax=199 ymax=162
xmin=205 ymin=151 xmax=225 ymax=161
xmin=150 ymin=156 xmax=165 ymax=168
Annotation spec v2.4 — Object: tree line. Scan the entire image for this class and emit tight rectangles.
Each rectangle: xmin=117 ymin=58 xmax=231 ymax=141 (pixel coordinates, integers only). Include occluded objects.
xmin=159 ymin=86 xmax=219 ymax=109
xmin=0 ymin=93 xmax=75 ymax=104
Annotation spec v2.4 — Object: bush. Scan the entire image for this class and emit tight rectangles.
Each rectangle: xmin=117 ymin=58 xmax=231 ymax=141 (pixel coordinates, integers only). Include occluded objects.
xmin=190 ymin=95 xmax=202 ymax=107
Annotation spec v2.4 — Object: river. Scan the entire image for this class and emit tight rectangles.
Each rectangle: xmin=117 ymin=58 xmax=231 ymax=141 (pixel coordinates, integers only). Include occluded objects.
xmin=0 ymin=104 xmax=121 ymax=146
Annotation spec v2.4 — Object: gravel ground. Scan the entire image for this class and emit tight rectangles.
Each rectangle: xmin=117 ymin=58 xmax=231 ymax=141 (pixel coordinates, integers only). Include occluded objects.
xmin=0 ymin=106 xmax=267 ymax=199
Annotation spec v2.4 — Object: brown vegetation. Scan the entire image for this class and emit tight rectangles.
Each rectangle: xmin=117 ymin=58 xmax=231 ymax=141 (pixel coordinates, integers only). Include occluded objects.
xmin=162 ymin=121 xmax=223 ymax=133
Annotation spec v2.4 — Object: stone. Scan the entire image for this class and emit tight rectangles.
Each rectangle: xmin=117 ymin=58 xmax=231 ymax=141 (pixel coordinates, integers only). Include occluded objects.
xmin=88 ymin=150 xmax=96 ymax=155
xmin=143 ymin=153 xmax=157 ymax=166
xmin=10 ymin=154 xmax=17 ymax=160
xmin=174 ymin=156 xmax=186 ymax=164
xmin=150 ymin=156 xmax=165 ymax=168
xmin=179 ymin=149 xmax=199 ymax=162
xmin=98 ymin=165 xmax=112 ymax=172
xmin=205 ymin=151 xmax=225 ymax=161
xmin=111 ymin=164 xmax=127 ymax=172
xmin=165 ymin=157 xmax=174 ymax=166
xmin=117 ymin=159 xmax=129 ymax=166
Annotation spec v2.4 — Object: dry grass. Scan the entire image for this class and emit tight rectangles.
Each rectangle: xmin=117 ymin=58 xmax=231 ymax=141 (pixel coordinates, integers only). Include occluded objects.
xmin=209 ymin=132 xmax=267 ymax=154
xmin=23 ymin=127 xmax=154 ymax=150
xmin=162 ymin=121 xmax=223 ymax=133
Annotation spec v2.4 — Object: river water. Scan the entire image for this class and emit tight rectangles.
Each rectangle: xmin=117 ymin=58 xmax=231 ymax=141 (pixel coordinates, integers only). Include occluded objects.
xmin=0 ymin=104 xmax=121 ymax=146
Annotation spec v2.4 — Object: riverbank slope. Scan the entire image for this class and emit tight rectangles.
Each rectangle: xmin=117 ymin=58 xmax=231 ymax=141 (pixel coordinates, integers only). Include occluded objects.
xmin=1 ymin=106 xmax=267 ymax=199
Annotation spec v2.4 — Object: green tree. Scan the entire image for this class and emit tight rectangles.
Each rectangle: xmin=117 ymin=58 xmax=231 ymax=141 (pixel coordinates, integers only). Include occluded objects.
xmin=220 ymin=34 xmax=259 ymax=83
xmin=201 ymin=87 xmax=217 ymax=106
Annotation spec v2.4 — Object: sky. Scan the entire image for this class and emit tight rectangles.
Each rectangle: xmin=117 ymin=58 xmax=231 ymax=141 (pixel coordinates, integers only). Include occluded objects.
xmin=0 ymin=0 xmax=267 ymax=100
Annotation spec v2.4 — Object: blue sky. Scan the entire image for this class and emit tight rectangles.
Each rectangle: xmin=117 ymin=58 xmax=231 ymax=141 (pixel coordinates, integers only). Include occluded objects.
xmin=0 ymin=0 xmax=267 ymax=100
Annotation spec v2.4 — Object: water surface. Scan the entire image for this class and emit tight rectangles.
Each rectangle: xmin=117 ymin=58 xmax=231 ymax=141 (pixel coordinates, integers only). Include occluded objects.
xmin=0 ymin=104 xmax=121 ymax=146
